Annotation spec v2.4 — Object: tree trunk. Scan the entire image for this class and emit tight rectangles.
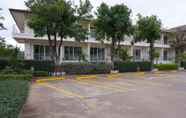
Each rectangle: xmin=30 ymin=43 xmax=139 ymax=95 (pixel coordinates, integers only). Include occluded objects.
xmin=175 ymin=48 xmax=182 ymax=67
xmin=149 ymin=41 xmax=154 ymax=69
xmin=46 ymin=26 xmax=55 ymax=63
xmin=111 ymin=39 xmax=115 ymax=62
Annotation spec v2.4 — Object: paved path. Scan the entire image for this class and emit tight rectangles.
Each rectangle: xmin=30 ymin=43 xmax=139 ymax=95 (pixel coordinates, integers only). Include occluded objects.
xmin=20 ymin=71 xmax=186 ymax=118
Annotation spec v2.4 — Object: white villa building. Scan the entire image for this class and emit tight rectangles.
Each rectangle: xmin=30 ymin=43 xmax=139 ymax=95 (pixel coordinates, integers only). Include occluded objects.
xmin=10 ymin=9 xmax=175 ymax=64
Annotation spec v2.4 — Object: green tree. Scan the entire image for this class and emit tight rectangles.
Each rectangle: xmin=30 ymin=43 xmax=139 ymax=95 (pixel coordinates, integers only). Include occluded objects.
xmin=168 ymin=31 xmax=186 ymax=66
xmin=0 ymin=39 xmax=22 ymax=60
xmin=95 ymin=3 xmax=133 ymax=62
xmin=25 ymin=0 xmax=92 ymax=65
xmin=118 ymin=48 xmax=131 ymax=62
xmin=0 ymin=8 xmax=6 ymax=39
xmin=154 ymin=50 xmax=160 ymax=64
xmin=134 ymin=14 xmax=161 ymax=67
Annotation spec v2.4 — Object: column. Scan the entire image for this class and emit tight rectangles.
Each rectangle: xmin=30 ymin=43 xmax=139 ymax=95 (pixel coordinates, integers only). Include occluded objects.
xmin=87 ymin=44 xmax=91 ymax=62
xmin=60 ymin=46 xmax=64 ymax=63
xmin=160 ymin=48 xmax=164 ymax=63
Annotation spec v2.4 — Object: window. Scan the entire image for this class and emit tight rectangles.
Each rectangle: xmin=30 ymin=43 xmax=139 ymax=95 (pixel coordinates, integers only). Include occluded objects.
xmin=133 ymin=49 xmax=141 ymax=61
xmin=90 ymin=27 xmax=96 ymax=38
xmin=34 ymin=45 xmax=51 ymax=60
xmin=163 ymin=35 xmax=168 ymax=44
xmin=34 ymin=45 xmax=44 ymax=60
xmin=45 ymin=46 xmax=50 ymax=60
xmin=64 ymin=46 xmax=82 ymax=60
xmin=163 ymin=50 xmax=168 ymax=60
xmin=90 ymin=48 xmax=105 ymax=61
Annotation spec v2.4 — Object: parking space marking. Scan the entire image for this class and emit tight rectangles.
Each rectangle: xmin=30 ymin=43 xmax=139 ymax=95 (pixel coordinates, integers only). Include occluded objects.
xmin=80 ymin=79 xmax=136 ymax=91
xmin=153 ymin=75 xmax=186 ymax=83
xmin=122 ymin=79 xmax=167 ymax=87
xmin=73 ymin=80 xmax=129 ymax=93
xmin=39 ymin=83 xmax=85 ymax=99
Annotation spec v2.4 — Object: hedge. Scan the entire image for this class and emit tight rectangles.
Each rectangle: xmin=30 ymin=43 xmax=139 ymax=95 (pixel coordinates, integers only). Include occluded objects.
xmin=61 ymin=63 xmax=112 ymax=74
xmin=0 ymin=59 xmax=54 ymax=72
xmin=154 ymin=64 xmax=178 ymax=71
xmin=33 ymin=71 xmax=49 ymax=77
xmin=19 ymin=60 xmax=54 ymax=72
xmin=0 ymin=59 xmax=9 ymax=70
xmin=114 ymin=61 xmax=152 ymax=72
xmin=0 ymin=74 xmax=32 ymax=81
xmin=181 ymin=61 xmax=186 ymax=69
xmin=0 ymin=80 xmax=29 ymax=118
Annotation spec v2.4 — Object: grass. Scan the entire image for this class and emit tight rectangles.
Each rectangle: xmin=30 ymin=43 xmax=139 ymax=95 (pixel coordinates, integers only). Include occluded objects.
xmin=0 ymin=79 xmax=30 ymax=118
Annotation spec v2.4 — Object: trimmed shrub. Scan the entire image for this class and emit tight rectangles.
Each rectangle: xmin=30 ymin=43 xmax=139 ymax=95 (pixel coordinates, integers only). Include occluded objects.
xmin=181 ymin=61 xmax=186 ymax=69
xmin=20 ymin=60 xmax=54 ymax=71
xmin=154 ymin=64 xmax=178 ymax=70
xmin=0 ymin=59 xmax=54 ymax=72
xmin=61 ymin=63 xmax=112 ymax=74
xmin=33 ymin=71 xmax=49 ymax=77
xmin=0 ymin=74 xmax=32 ymax=81
xmin=0 ymin=79 xmax=29 ymax=118
xmin=114 ymin=61 xmax=152 ymax=72
xmin=0 ymin=59 xmax=9 ymax=70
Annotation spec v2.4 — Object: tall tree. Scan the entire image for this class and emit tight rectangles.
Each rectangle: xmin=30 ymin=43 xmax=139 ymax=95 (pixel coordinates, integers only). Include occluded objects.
xmin=0 ymin=39 xmax=22 ymax=60
xmin=25 ymin=0 xmax=92 ymax=65
xmin=95 ymin=3 xmax=133 ymax=62
xmin=167 ymin=31 xmax=186 ymax=66
xmin=134 ymin=14 xmax=161 ymax=67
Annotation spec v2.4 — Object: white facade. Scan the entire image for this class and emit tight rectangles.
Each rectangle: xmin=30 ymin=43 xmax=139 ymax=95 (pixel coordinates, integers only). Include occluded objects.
xmin=10 ymin=9 xmax=175 ymax=64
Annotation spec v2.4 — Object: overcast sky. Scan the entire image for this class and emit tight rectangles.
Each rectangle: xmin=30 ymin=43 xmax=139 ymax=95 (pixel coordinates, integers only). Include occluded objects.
xmin=1 ymin=0 xmax=186 ymax=49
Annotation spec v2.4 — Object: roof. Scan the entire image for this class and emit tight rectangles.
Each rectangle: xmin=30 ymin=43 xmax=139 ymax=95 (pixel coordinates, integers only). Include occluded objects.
xmin=166 ymin=25 xmax=186 ymax=33
xmin=9 ymin=8 xmax=30 ymax=32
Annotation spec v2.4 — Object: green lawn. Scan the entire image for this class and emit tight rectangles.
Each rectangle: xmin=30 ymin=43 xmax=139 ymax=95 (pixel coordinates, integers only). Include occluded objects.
xmin=0 ymin=80 xmax=29 ymax=118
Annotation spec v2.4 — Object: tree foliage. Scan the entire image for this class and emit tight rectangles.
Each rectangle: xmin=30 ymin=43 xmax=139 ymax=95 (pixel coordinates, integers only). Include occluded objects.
xmin=0 ymin=39 xmax=22 ymax=60
xmin=134 ymin=14 xmax=161 ymax=65
xmin=118 ymin=48 xmax=131 ymax=62
xmin=95 ymin=3 xmax=133 ymax=61
xmin=168 ymin=31 xmax=186 ymax=65
xmin=25 ymin=0 xmax=92 ymax=64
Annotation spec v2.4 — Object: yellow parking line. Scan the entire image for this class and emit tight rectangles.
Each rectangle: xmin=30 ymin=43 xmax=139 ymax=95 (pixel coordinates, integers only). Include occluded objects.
xmin=107 ymin=73 xmax=123 ymax=80
xmin=73 ymin=80 xmax=128 ymax=93
xmin=76 ymin=75 xmax=97 ymax=80
xmin=36 ymin=77 xmax=65 ymax=83
xmin=39 ymin=83 xmax=85 ymax=99
xmin=80 ymin=79 xmax=135 ymax=91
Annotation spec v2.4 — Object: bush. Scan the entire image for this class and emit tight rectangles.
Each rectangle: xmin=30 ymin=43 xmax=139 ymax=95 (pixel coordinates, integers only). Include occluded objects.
xmin=114 ymin=61 xmax=152 ymax=72
xmin=0 ymin=80 xmax=29 ymax=118
xmin=181 ymin=61 xmax=186 ymax=69
xmin=0 ymin=74 xmax=32 ymax=81
xmin=20 ymin=60 xmax=54 ymax=72
xmin=0 ymin=59 xmax=9 ymax=70
xmin=0 ymin=59 xmax=54 ymax=72
xmin=0 ymin=67 xmax=32 ymax=75
xmin=154 ymin=64 xmax=178 ymax=70
xmin=61 ymin=63 xmax=112 ymax=74
xmin=33 ymin=71 xmax=49 ymax=77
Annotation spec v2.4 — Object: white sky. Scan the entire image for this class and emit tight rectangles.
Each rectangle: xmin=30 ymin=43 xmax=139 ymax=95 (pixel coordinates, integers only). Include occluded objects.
xmin=1 ymin=0 xmax=186 ymax=49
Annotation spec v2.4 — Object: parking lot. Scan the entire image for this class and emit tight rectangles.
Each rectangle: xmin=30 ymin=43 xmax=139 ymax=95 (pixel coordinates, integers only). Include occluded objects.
xmin=20 ymin=71 xmax=186 ymax=118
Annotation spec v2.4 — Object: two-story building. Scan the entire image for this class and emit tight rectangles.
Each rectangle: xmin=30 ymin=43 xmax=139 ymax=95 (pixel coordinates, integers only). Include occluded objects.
xmin=10 ymin=8 xmax=175 ymax=64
